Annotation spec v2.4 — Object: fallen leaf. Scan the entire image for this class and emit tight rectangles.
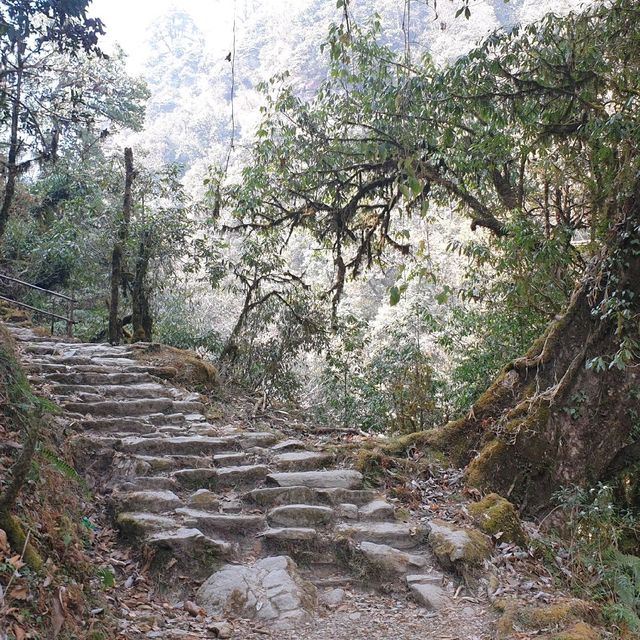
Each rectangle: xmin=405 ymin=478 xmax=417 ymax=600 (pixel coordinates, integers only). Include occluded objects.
xmin=51 ymin=586 xmax=66 ymax=638
xmin=8 ymin=554 xmax=26 ymax=571
xmin=183 ymin=600 xmax=204 ymax=617
xmin=9 ymin=584 xmax=28 ymax=600
xmin=12 ymin=623 xmax=26 ymax=640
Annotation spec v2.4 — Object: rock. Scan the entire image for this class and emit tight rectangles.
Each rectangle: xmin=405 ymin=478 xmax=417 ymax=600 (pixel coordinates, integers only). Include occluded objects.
xmin=216 ymin=464 xmax=269 ymax=488
xmin=267 ymin=470 xmax=363 ymax=489
xmin=407 ymin=581 xmax=449 ymax=611
xmin=115 ymin=490 xmax=182 ymax=513
xmin=336 ymin=503 xmax=358 ymax=519
xmin=273 ymin=451 xmax=332 ymax=471
xmin=336 ymin=522 xmax=427 ymax=549
xmin=359 ymin=500 xmax=395 ymax=520
xmin=196 ymin=555 xmax=317 ymax=629
xmin=468 ymin=493 xmax=528 ymax=546
xmin=320 ymin=588 xmax=345 ymax=608
xmin=116 ymin=512 xmax=179 ymax=538
xmin=262 ymin=528 xmax=318 ymax=541
xmin=358 ymin=541 xmax=427 ymax=574
xmin=176 ymin=509 xmax=265 ymax=535
xmin=267 ymin=504 xmax=334 ymax=527
xmin=189 ymin=489 xmax=220 ymax=510
xmin=428 ymin=519 xmax=491 ymax=578
xmin=272 ymin=439 xmax=306 ymax=451
xmin=146 ymin=528 xmax=233 ymax=579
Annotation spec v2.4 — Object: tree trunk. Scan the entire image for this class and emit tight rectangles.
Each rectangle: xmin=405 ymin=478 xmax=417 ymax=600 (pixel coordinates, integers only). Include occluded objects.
xmin=433 ymin=194 xmax=640 ymax=515
xmin=108 ymin=147 xmax=135 ymax=344
xmin=131 ymin=230 xmax=152 ymax=342
xmin=0 ymin=48 xmax=23 ymax=240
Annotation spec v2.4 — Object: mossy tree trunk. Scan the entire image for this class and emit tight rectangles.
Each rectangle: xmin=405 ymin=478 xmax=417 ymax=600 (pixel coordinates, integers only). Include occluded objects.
xmin=436 ymin=198 xmax=640 ymax=515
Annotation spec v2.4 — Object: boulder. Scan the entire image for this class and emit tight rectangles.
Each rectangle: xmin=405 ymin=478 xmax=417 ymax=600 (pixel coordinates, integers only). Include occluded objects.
xmin=468 ymin=493 xmax=528 ymax=546
xmin=196 ymin=555 xmax=317 ymax=629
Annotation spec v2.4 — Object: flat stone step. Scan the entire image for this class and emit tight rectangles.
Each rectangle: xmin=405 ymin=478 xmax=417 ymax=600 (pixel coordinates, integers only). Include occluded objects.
xmin=114 ymin=490 xmax=182 ymax=513
xmin=248 ymin=486 xmax=380 ymax=508
xmin=51 ymin=382 xmax=172 ymax=400
xmin=213 ymin=452 xmax=248 ymax=467
xmin=358 ymin=541 xmax=428 ymax=575
xmin=273 ymin=451 xmax=332 ymax=471
xmin=30 ymin=355 xmax=138 ymax=367
xmin=24 ymin=343 xmax=133 ymax=357
xmin=116 ymin=476 xmax=178 ymax=492
xmin=145 ymin=528 xmax=235 ymax=576
xmin=117 ymin=512 xmax=180 ymax=538
xmin=172 ymin=400 xmax=205 ymax=413
xmin=77 ymin=417 xmax=156 ymax=434
xmin=206 ymin=432 xmax=278 ymax=448
xmin=118 ymin=435 xmax=235 ymax=456
xmin=64 ymin=398 xmax=173 ymax=417
xmin=43 ymin=371 xmax=155 ymax=385
xmin=266 ymin=470 xmax=363 ymax=490
xmin=216 ymin=464 xmax=269 ymax=488
xmin=335 ymin=522 xmax=428 ymax=550
xmin=359 ymin=500 xmax=395 ymax=520
xmin=262 ymin=527 xmax=318 ymax=542
xmin=132 ymin=455 xmax=214 ymax=475
xmin=267 ymin=504 xmax=334 ymax=528
xmin=175 ymin=508 xmax=266 ymax=535
xmin=271 ymin=439 xmax=306 ymax=452
xmin=173 ymin=468 xmax=218 ymax=489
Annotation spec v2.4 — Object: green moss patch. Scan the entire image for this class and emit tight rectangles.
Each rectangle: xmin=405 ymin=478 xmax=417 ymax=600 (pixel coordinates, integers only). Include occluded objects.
xmin=469 ymin=493 xmax=528 ymax=546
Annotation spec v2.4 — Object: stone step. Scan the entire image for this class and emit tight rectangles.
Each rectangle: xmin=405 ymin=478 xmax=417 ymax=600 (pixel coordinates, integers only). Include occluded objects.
xmin=273 ymin=451 xmax=332 ymax=471
xmin=114 ymin=490 xmax=183 ymax=513
xmin=267 ymin=504 xmax=334 ymax=528
xmin=213 ymin=452 xmax=249 ymax=467
xmin=271 ymin=439 xmax=307 ymax=452
xmin=172 ymin=400 xmax=205 ymax=414
xmin=357 ymin=541 xmax=429 ymax=576
xmin=248 ymin=486 xmax=380 ymax=508
xmin=261 ymin=527 xmax=318 ymax=542
xmin=51 ymin=382 xmax=173 ymax=400
xmin=175 ymin=508 xmax=266 ymax=536
xmin=44 ymin=371 xmax=155 ymax=385
xmin=358 ymin=500 xmax=395 ymax=521
xmin=118 ymin=435 xmax=236 ymax=456
xmin=29 ymin=355 xmax=138 ymax=367
xmin=131 ymin=455 xmax=215 ymax=475
xmin=335 ymin=522 xmax=428 ymax=550
xmin=173 ymin=464 xmax=268 ymax=490
xmin=76 ymin=417 xmax=156 ymax=434
xmin=116 ymin=476 xmax=179 ymax=492
xmin=24 ymin=343 xmax=134 ymax=357
xmin=145 ymin=528 xmax=235 ymax=577
xmin=266 ymin=470 xmax=363 ymax=490
xmin=64 ymin=398 xmax=174 ymax=417
xmin=117 ymin=512 xmax=181 ymax=538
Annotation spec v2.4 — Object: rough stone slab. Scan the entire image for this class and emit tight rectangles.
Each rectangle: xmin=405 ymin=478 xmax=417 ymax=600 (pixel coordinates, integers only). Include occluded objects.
xmin=78 ymin=417 xmax=156 ymax=434
xmin=117 ymin=476 xmax=178 ymax=492
xmin=118 ymin=435 xmax=234 ymax=456
xmin=266 ymin=470 xmax=363 ymax=490
xmin=52 ymin=382 xmax=170 ymax=400
xmin=336 ymin=522 xmax=427 ymax=550
xmin=248 ymin=486 xmax=379 ymax=508
xmin=406 ymin=573 xmax=444 ymax=586
xmin=427 ymin=519 xmax=491 ymax=574
xmin=176 ymin=508 xmax=265 ymax=534
xmin=407 ymin=581 xmax=449 ymax=611
xmin=359 ymin=541 xmax=427 ymax=574
xmin=45 ymin=371 xmax=154 ymax=385
xmin=262 ymin=528 xmax=318 ymax=542
xmin=115 ymin=490 xmax=182 ymax=513
xmin=117 ymin=512 xmax=179 ymax=538
xmin=217 ymin=432 xmax=278 ymax=448
xmin=273 ymin=451 xmax=332 ymax=471
xmin=216 ymin=464 xmax=269 ymax=488
xmin=271 ymin=439 xmax=306 ymax=452
xmin=196 ymin=556 xmax=317 ymax=629
xmin=171 ymin=400 xmax=205 ymax=413
xmin=189 ymin=489 xmax=220 ymax=510
xmin=146 ymin=527 xmax=233 ymax=576
xmin=336 ymin=503 xmax=358 ymax=520
xmin=213 ymin=452 xmax=247 ymax=467
xmin=268 ymin=504 xmax=334 ymax=528
xmin=173 ymin=468 xmax=218 ymax=488
xmin=64 ymin=398 xmax=173 ymax=417
xmin=359 ymin=500 xmax=395 ymax=521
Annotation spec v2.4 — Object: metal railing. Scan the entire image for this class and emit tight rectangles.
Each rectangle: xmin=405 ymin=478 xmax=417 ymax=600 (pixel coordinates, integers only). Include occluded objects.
xmin=0 ymin=273 xmax=76 ymax=337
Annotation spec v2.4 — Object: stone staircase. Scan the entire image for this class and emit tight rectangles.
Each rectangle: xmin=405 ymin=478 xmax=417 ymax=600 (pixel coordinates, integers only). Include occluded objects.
xmin=8 ymin=324 xmax=456 ymax=622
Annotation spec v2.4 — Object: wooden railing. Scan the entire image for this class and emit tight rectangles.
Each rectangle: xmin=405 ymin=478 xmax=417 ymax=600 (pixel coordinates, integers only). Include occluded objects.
xmin=0 ymin=273 xmax=76 ymax=337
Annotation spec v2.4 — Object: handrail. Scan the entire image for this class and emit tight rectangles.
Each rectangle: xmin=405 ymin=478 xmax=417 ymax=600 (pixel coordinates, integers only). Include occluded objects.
xmin=0 ymin=273 xmax=76 ymax=302
xmin=0 ymin=272 xmax=76 ymax=337
xmin=0 ymin=295 xmax=76 ymax=324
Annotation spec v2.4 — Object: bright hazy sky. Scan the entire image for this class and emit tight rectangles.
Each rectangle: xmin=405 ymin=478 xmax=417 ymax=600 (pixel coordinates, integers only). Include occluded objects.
xmin=88 ymin=0 xmax=236 ymax=72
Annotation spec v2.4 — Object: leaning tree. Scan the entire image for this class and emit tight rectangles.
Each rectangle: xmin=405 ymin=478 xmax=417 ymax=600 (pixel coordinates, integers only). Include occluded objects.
xmin=225 ymin=0 xmax=640 ymax=513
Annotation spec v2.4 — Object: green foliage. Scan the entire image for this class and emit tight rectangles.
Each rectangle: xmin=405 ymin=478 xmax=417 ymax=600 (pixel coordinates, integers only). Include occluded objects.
xmin=550 ymin=484 xmax=640 ymax=633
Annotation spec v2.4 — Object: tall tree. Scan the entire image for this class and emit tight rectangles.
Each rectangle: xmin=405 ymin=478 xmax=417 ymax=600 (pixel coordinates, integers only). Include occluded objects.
xmin=226 ymin=0 xmax=640 ymax=512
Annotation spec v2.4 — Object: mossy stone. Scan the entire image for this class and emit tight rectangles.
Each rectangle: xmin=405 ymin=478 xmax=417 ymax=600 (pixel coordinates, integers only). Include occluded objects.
xmin=469 ymin=493 xmax=528 ymax=547
xmin=550 ymin=622 xmax=600 ymax=640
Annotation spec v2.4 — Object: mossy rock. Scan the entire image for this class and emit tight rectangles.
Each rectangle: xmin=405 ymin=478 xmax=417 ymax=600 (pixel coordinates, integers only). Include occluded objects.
xmin=549 ymin=622 xmax=600 ymax=640
xmin=465 ymin=439 xmax=512 ymax=489
xmin=132 ymin=343 xmax=218 ymax=391
xmin=496 ymin=599 xmax=597 ymax=639
xmin=428 ymin=519 xmax=491 ymax=582
xmin=469 ymin=493 xmax=528 ymax=547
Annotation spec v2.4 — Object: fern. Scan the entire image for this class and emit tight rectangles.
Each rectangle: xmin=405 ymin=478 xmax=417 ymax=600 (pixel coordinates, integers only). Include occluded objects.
xmin=37 ymin=445 xmax=87 ymax=489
